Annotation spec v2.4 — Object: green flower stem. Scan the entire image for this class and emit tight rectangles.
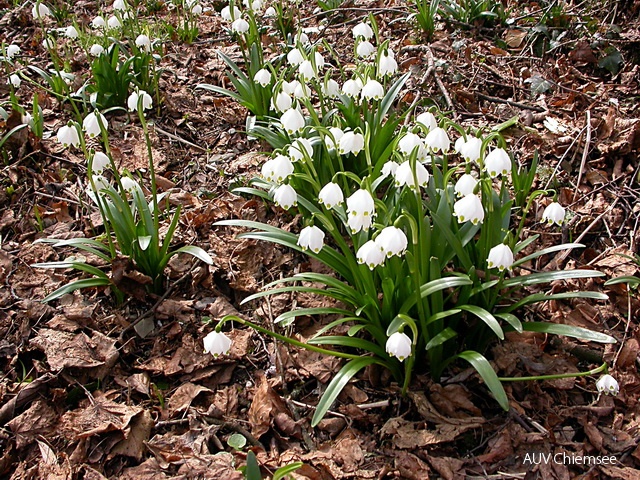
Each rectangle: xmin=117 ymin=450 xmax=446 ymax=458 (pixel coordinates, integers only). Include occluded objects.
xmin=137 ymin=106 xmax=159 ymax=234
xmin=217 ymin=315 xmax=362 ymax=360
xmin=498 ymin=362 xmax=608 ymax=382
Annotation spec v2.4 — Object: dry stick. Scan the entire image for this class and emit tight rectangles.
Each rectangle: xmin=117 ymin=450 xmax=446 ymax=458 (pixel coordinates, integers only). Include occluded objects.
xmin=0 ymin=373 xmax=54 ymax=426
xmin=154 ymin=124 xmax=208 ymax=152
xmin=424 ymin=46 xmax=456 ymax=118
xmin=574 ymin=110 xmax=592 ymax=196
xmin=403 ymin=63 xmax=435 ymax=126
xmin=543 ymin=124 xmax=589 ymax=191
xmin=475 ymin=92 xmax=547 ymax=113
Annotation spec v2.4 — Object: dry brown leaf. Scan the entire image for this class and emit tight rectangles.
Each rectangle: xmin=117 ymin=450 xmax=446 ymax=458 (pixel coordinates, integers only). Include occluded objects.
xmin=167 ymin=382 xmax=212 ymax=416
xmin=424 ymin=454 xmax=464 ymax=480
xmin=248 ymin=374 xmax=288 ymax=438
xmin=59 ymin=396 xmax=142 ymax=439
xmin=504 ymin=29 xmax=527 ymax=48
xmin=176 ymin=453 xmax=244 ymax=480
xmin=429 ymin=384 xmax=482 ymax=418
xmin=393 ymin=451 xmax=432 ymax=480
xmin=380 ymin=416 xmax=482 ymax=449
xmin=109 ymin=409 xmax=154 ymax=461
xmin=119 ymin=458 xmax=171 ymax=480
xmin=7 ymin=400 xmax=58 ymax=449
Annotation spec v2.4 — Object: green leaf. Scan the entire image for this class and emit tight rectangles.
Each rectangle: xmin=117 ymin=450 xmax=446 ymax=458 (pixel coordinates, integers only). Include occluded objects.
xmin=459 ymin=305 xmax=504 ymax=340
xmin=456 ymin=351 xmax=509 ymax=411
xmin=273 ymin=462 xmax=304 ymax=480
xmin=226 ymin=433 xmax=246 ymax=450
xmin=511 ymin=243 xmax=584 ymax=268
xmin=307 ymin=336 xmax=387 ymax=358
xmin=311 ymin=357 xmax=378 ymax=427
xmin=400 ymin=275 xmax=472 ymax=313
xmin=425 ymin=328 xmax=458 ymax=350
xmin=274 ymin=307 xmax=354 ymax=324
xmin=171 ymin=245 xmax=214 ymax=265
xmin=502 ymin=291 xmax=608 ymax=313
xmin=41 ymin=278 xmax=113 ymax=303
xmin=604 ymin=276 xmax=640 ymax=287
xmin=495 ymin=313 xmax=522 ymax=333
xmin=244 ymin=450 xmax=262 ymax=480
xmin=521 ymin=322 xmax=616 ymax=344
xmin=501 ymin=269 xmax=604 ymax=288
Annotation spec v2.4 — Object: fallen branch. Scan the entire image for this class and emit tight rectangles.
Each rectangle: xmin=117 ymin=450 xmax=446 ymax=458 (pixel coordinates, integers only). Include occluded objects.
xmin=476 ymin=92 xmax=547 ymax=112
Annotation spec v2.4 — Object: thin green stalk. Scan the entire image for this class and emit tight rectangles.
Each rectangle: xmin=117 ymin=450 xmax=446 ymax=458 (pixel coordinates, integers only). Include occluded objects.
xmin=499 ymin=362 xmax=608 ymax=382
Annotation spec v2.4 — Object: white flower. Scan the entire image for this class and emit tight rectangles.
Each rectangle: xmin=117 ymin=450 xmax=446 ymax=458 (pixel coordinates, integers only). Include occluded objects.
xmin=135 ymin=34 xmax=151 ymax=51
xmin=261 ymin=155 xmax=294 ymax=183
xmin=324 ymin=127 xmax=344 ymax=151
xmin=352 ymin=22 xmax=374 ymax=40
xmin=298 ymin=226 xmax=325 ymax=253
xmin=394 ymin=161 xmax=430 ymax=189
xmin=272 ymin=91 xmax=292 ymax=112
xmin=264 ymin=6 xmax=276 ymax=17
xmin=297 ymin=32 xmax=310 ymax=45
xmin=596 ymin=374 xmax=619 ymax=396
xmin=457 ymin=136 xmax=483 ymax=162
xmin=322 ymin=78 xmax=340 ymax=98
xmin=280 ymin=108 xmax=305 ymax=134
xmin=314 ymin=51 xmax=325 ymax=70
xmin=113 ymin=0 xmax=128 ymax=10
xmin=487 ymin=244 xmax=514 ymax=271
xmin=289 ymin=138 xmax=313 ymax=162
xmin=386 ymin=332 xmax=412 ymax=361
xmin=376 ymin=226 xmax=407 ymax=258
xmin=425 ymin=127 xmax=450 ymax=153
xmin=6 ymin=44 xmax=21 ymax=59
xmin=416 ymin=111 xmax=437 ymax=131
xmin=253 ymin=68 xmax=271 ymax=87
xmin=83 ymin=111 xmax=108 ymax=138
xmin=378 ymin=52 xmax=397 ymax=77
xmin=347 ymin=189 xmax=375 ymax=233
xmin=542 ymin=202 xmax=565 ymax=226
xmin=221 ymin=5 xmax=241 ymax=21
xmin=361 ymin=79 xmax=384 ymax=101
xmin=32 ymin=2 xmax=51 ymax=18
xmin=356 ymin=40 xmax=375 ymax=58
xmin=89 ymin=44 xmax=105 ymax=56
xmin=22 ymin=112 xmax=33 ymax=129
xmin=484 ymin=148 xmax=511 ymax=178
xmin=8 ymin=74 xmax=20 ymax=88
xmin=191 ymin=3 xmax=203 ymax=15
xmin=454 ymin=194 xmax=484 ymax=224
xmin=231 ymin=18 xmax=249 ymax=34
xmin=91 ymin=152 xmax=110 ymax=174
xmin=381 ymin=161 xmax=399 ymax=178
xmin=338 ymin=131 xmax=364 ymax=156
xmin=91 ymin=174 xmax=111 ymax=192
xmin=342 ymin=78 xmax=363 ymax=98
xmin=318 ymin=182 xmax=344 ymax=209
xmin=398 ymin=132 xmax=426 ymax=159
xmin=42 ymin=37 xmax=55 ymax=49
xmin=107 ymin=15 xmax=121 ymax=28
xmin=357 ymin=240 xmax=385 ymax=269
xmin=273 ymin=184 xmax=297 ymax=209
xmin=243 ymin=0 xmax=263 ymax=11
xmin=298 ymin=60 xmax=316 ymax=81
xmin=287 ymin=48 xmax=304 ymax=66
xmin=120 ymin=176 xmax=138 ymax=192
xmin=128 ymin=89 xmax=153 ymax=112
xmin=203 ymin=331 xmax=232 ymax=357
xmin=64 ymin=25 xmax=79 ymax=39
xmin=454 ymin=174 xmax=478 ymax=197
xmin=57 ymin=124 xmax=80 ymax=148
xmin=282 ymin=79 xmax=296 ymax=94
xmin=92 ymin=15 xmax=106 ymax=28
xmin=293 ymin=81 xmax=311 ymax=100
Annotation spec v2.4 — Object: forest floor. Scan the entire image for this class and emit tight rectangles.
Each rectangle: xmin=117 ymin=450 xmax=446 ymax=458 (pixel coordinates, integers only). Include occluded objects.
xmin=1 ymin=0 xmax=640 ymax=478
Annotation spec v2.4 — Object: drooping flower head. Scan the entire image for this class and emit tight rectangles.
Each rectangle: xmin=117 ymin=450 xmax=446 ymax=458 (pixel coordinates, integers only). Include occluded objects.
xmin=487 ymin=244 xmax=514 ymax=272
xmin=596 ymin=374 xmax=619 ymax=396
xmin=356 ymin=240 xmax=385 ymax=270
xmin=346 ymin=189 xmax=375 ymax=233
xmin=542 ymin=202 xmax=565 ymax=226
xmin=261 ymin=155 xmax=294 ymax=183
xmin=386 ymin=332 xmax=412 ymax=361
xmin=203 ymin=331 xmax=232 ymax=357
xmin=376 ymin=226 xmax=408 ymax=258
xmin=273 ymin=184 xmax=297 ymax=209
xmin=297 ymin=225 xmax=325 ymax=253
xmin=484 ymin=148 xmax=511 ymax=178
xmin=318 ymin=182 xmax=344 ymax=209
xmin=454 ymin=194 xmax=484 ymax=225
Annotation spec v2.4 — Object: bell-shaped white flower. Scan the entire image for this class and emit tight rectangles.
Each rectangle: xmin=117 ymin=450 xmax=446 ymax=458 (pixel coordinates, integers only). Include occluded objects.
xmin=91 ymin=152 xmax=110 ymax=174
xmin=261 ymin=155 xmax=294 ymax=183
xmin=293 ymin=81 xmax=311 ymax=100
xmin=107 ymin=15 xmax=121 ymax=28
xmin=484 ymin=148 xmax=511 ymax=178
xmin=454 ymin=174 xmax=478 ymax=197
xmin=6 ymin=44 xmax=21 ymax=59
xmin=191 ymin=3 xmax=203 ymax=15
xmin=361 ymin=79 xmax=384 ymax=101
xmin=243 ymin=0 xmax=262 ymax=11
xmin=113 ymin=0 xmax=128 ymax=10
xmin=57 ymin=124 xmax=80 ymax=148
xmin=394 ymin=161 xmax=430 ymax=189
xmin=42 ymin=37 xmax=56 ymax=49
xmin=342 ymin=78 xmax=363 ymax=98
xmin=381 ymin=161 xmax=399 ymax=178
xmin=253 ymin=68 xmax=271 ymax=87
xmin=457 ymin=136 xmax=483 ymax=162
xmin=135 ymin=34 xmax=151 ymax=51
xmin=487 ymin=244 xmax=514 ymax=271
xmin=357 ymin=240 xmax=385 ymax=270
xmin=203 ymin=331 xmax=232 ymax=357
xmin=83 ymin=111 xmax=108 ymax=138
xmin=231 ymin=18 xmax=249 ymax=34
xmin=318 ymin=182 xmax=344 ymax=209
xmin=8 ymin=74 xmax=20 ymax=88
xmin=386 ymin=332 xmax=412 ymax=361
xmin=376 ymin=226 xmax=408 ymax=258
xmin=416 ymin=111 xmax=437 ymax=131
xmin=89 ymin=44 xmax=104 ymax=56
xmin=32 ymin=2 xmax=51 ymax=18
xmin=280 ymin=108 xmax=305 ymax=134
xmin=289 ymin=138 xmax=313 ymax=162
xmin=120 ymin=176 xmax=138 ymax=193
xmin=352 ymin=22 xmax=374 ymax=40
xmin=596 ymin=374 xmax=619 ymax=396
xmin=127 ymin=89 xmax=153 ymax=112
xmin=542 ymin=202 xmax=565 ymax=226
xmin=272 ymin=91 xmax=292 ymax=112
xmin=356 ymin=40 xmax=375 ymax=58
xmin=273 ymin=184 xmax=297 ymax=209
xmin=297 ymin=225 xmax=325 ymax=253
xmin=347 ymin=189 xmax=375 ymax=233
xmin=221 ymin=5 xmax=241 ymax=21
xmin=338 ymin=131 xmax=364 ymax=156
xmin=314 ymin=51 xmax=325 ymax=70
xmin=378 ymin=52 xmax=397 ymax=77
xmin=322 ymin=78 xmax=340 ymax=98
xmin=425 ymin=127 xmax=450 ymax=153
xmin=91 ymin=174 xmax=111 ymax=193
xmin=454 ymin=194 xmax=484 ymax=224
xmin=91 ymin=15 xmax=106 ymax=28
xmin=264 ymin=6 xmax=276 ymax=17
xmin=298 ymin=60 xmax=316 ymax=81
xmin=64 ymin=26 xmax=78 ymax=39
xmin=398 ymin=132 xmax=426 ymax=159
xmin=287 ymin=48 xmax=304 ymax=66
xmin=324 ymin=127 xmax=344 ymax=151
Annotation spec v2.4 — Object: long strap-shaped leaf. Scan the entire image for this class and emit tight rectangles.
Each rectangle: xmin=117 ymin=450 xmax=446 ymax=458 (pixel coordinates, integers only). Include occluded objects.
xmin=501 ymin=269 xmax=604 ymax=288
xmin=459 ymin=305 xmax=504 ymax=340
xmin=521 ymin=322 xmax=616 ymax=344
xmin=400 ymin=275 xmax=472 ymax=313
xmin=501 ymin=291 xmax=608 ymax=313
xmin=455 ymin=350 xmax=509 ymax=411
